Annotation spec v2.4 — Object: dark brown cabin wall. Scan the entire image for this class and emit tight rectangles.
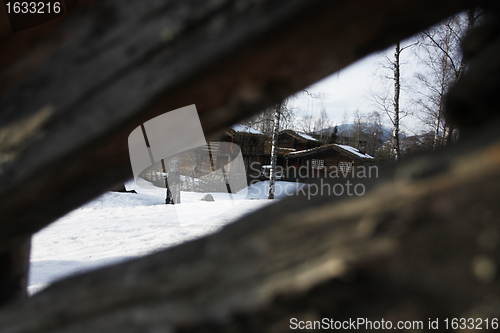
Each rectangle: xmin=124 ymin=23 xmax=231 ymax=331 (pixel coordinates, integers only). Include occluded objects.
xmin=285 ymin=148 xmax=371 ymax=178
xmin=277 ymin=134 xmax=296 ymax=149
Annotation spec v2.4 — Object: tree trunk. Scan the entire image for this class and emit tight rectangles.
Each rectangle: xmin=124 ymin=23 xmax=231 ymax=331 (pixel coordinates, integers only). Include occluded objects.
xmin=392 ymin=42 xmax=401 ymax=161
xmin=109 ymin=183 xmax=128 ymax=192
xmin=442 ymin=125 xmax=452 ymax=146
xmin=433 ymin=66 xmax=448 ymax=150
xmin=165 ymin=186 xmax=174 ymax=204
xmin=432 ymin=110 xmax=441 ymax=150
xmin=161 ymin=159 xmax=174 ymax=205
xmin=162 ymin=157 xmax=180 ymax=205
xmin=268 ymin=103 xmax=281 ymax=199
xmin=169 ymin=156 xmax=181 ymax=204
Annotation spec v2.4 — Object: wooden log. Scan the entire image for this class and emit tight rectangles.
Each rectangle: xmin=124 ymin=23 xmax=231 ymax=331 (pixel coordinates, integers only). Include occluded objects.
xmin=0 ymin=0 xmax=481 ymax=248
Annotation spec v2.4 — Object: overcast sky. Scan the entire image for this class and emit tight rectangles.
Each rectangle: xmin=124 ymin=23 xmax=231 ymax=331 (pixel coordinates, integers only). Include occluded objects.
xmin=288 ymin=44 xmax=424 ymax=135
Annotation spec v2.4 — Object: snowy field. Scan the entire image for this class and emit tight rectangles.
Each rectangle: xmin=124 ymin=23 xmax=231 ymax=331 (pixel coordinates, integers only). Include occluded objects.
xmin=28 ymin=180 xmax=307 ymax=295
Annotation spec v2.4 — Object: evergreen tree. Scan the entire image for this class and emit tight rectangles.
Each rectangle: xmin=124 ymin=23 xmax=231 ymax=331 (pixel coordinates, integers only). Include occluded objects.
xmin=328 ymin=126 xmax=338 ymax=144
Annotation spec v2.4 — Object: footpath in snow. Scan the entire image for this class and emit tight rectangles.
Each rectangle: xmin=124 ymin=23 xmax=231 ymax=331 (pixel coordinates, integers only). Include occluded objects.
xmin=28 ymin=180 xmax=307 ymax=295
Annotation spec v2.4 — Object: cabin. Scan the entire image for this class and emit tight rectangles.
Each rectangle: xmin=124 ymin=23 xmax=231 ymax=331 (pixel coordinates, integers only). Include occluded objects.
xmin=184 ymin=126 xmax=376 ymax=182
xmin=225 ymin=125 xmax=268 ymax=174
xmin=278 ymin=129 xmax=323 ymax=151
xmin=285 ymin=143 xmax=375 ymax=179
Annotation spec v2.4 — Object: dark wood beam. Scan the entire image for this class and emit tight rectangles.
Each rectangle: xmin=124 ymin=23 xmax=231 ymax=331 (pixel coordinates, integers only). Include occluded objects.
xmin=0 ymin=237 xmax=30 ymax=306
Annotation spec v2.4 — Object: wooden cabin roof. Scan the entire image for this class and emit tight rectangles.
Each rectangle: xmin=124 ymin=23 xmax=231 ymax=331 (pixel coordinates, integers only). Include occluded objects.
xmin=279 ymin=129 xmax=321 ymax=143
xmin=286 ymin=143 xmax=375 ymax=161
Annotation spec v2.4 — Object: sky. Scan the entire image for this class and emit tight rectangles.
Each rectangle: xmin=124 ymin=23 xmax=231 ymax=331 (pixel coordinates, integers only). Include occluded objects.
xmin=287 ymin=44 xmax=425 ymax=135
xmin=288 ymin=53 xmax=382 ymax=126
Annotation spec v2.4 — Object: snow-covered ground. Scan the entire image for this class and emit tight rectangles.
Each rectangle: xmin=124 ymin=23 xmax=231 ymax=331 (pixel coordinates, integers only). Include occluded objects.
xmin=28 ymin=180 xmax=307 ymax=295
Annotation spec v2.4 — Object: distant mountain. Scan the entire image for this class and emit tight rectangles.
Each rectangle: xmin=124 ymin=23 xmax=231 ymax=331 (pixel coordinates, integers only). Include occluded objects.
xmin=317 ymin=124 xmax=405 ymax=141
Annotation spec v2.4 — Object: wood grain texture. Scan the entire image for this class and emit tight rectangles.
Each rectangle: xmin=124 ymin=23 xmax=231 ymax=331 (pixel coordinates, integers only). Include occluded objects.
xmin=0 ymin=1 xmax=499 ymax=328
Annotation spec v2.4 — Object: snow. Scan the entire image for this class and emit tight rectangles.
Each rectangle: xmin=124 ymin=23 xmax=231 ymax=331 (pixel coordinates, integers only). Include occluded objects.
xmin=335 ymin=144 xmax=375 ymax=160
xmin=288 ymin=147 xmax=316 ymax=155
xmin=28 ymin=179 xmax=307 ymax=295
xmin=287 ymin=144 xmax=375 ymax=160
xmin=231 ymin=124 xmax=262 ymax=135
xmin=295 ymin=132 xmax=318 ymax=141
xmin=246 ymin=180 xmax=306 ymax=199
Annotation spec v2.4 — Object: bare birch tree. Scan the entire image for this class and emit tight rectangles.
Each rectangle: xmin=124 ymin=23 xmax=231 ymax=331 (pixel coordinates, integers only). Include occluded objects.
xmin=242 ymin=104 xmax=294 ymax=135
xmin=313 ymin=108 xmax=331 ymax=141
xmin=371 ymin=41 xmax=416 ymax=161
xmin=268 ymin=102 xmax=282 ymax=199
xmin=414 ymin=9 xmax=482 ymax=148
xmin=392 ymin=42 xmax=402 ymax=161
xmin=299 ymin=111 xmax=314 ymax=134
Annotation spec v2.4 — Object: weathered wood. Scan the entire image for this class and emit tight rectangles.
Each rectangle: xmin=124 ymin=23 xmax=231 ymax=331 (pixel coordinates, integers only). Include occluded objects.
xmin=0 ymin=3 xmax=499 ymax=329
xmin=0 ymin=236 xmax=30 ymax=307
xmin=446 ymin=10 xmax=500 ymax=131
xmin=0 ymin=124 xmax=499 ymax=332
xmin=0 ymin=0 xmax=481 ymax=248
